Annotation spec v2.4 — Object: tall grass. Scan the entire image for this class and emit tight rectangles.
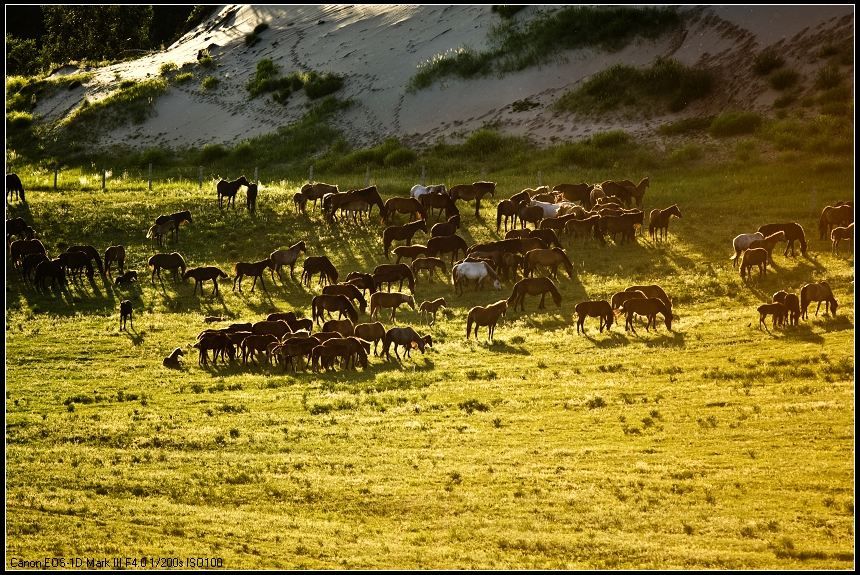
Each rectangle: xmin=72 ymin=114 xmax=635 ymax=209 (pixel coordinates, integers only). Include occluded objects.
xmin=708 ymin=111 xmax=762 ymax=137
xmin=247 ymin=59 xmax=343 ymax=102
xmin=62 ymin=77 xmax=167 ymax=129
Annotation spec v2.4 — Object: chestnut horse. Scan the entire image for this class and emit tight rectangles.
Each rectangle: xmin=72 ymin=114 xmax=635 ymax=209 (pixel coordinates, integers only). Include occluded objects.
xmin=466 ymin=299 xmax=507 ymax=342
xmin=217 ymin=175 xmax=250 ymax=209
xmin=507 ymin=277 xmax=562 ymax=311
xmin=799 ymin=281 xmax=838 ymax=319
xmin=575 ymin=300 xmax=614 ymax=334
xmin=620 ymin=297 xmax=672 ymax=333
xmin=382 ymin=219 xmax=428 ymax=259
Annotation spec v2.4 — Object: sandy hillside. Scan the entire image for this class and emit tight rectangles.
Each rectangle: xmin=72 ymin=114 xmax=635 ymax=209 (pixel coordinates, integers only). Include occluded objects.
xmin=34 ymin=4 xmax=854 ymax=151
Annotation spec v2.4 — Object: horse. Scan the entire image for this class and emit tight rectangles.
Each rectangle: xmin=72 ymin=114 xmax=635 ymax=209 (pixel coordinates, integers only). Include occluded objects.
xmin=610 ymin=289 xmax=648 ymax=310
xmin=757 ymin=302 xmax=787 ymax=330
xmin=270 ymin=241 xmax=307 ymax=281
xmin=59 ymin=250 xmax=94 ymax=281
xmin=34 ymin=259 xmax=65 ymax=294
xmin=6 ymin=217 xmax=31 ymax=244
xmin=410 ymin=183 xmax=447 ymax=201
xmin=524 ymin=247 xmax=574 ymax=280
xmin=6 ymin=173 xmax=25 ymax=203
xmin=772 ymin=290 xmax=801 ymax=326
xmin=618 ymin=177 xmax=649 ymax=208
xmin=301 ymin=182 xmax=339 ymax=210
xmin=518 ymin=205 xmax=545 ymax=229
xmin=21 ymin=253 xmax=49 ymax=285
xmin=120 ymin=300 xmax=133 ymax=331
xmin=154 ymin=210 xmax=192 ymax=242
xmin=233 ymin=259 xmax=273 ymax=292
xmin=114 ymin=270 xmax=138 ymax=287
xmin=148 ymin=252 xmax=187 ymax=284
xmin=146 ymin=220 xmax=177 ymax=248
xmin=757 ymin=223 xmax=807 ymax=256
xmin=748 ymin=231 xmax=786 ymax=264
xmin=565 ymin=215 xmax=601 ymax=244
xmin=241 ymin=334 xmax=279 ymax=365
xmin=466 ymin=299 xmax=507 ymax=342
xmin=419 ymin=298 xmax=447 ymax=326
xmin=301 ymin=256 xmax=338 ymax=287
xmin=246 ymin=182 xmax=258 ymax=213
xmin=184 ymin=266 xmax=228 ymax=295
xmin=739 ymin=247 xmax=769 ymax=280
xmin=217 ymin=175 xmax=251 ymax=209
xmin=162 ymin=348 xmax=184 ymax=369
xmin=431 ymin=214 xmax=461 ymax=237
xmin=411 ymin=256 xmax=447 ymax=284
xmin=730 ymin=232 xmax=765 ymax=268
xmin=599 ymin=180 xmax=636 ymax=207
xmin=497 ymin=199 xmax=521 ymax=232
xmin=370 ymin=292 xmax=416 ymax=322
xmin=599 ymin=214 xmax=637 ymax=244
xmin=383 ymin=326 xmax=431 ymax=361
xmin=373 ymin=263 xmax=416 ymax=293
xmin=67 ymin=245 xmax=105 ymax=277
xmin=319 ymin=336 xmax=370 ymax=370
xmin=323 ymin=283 xmax=368 ymax=314
xmin=426 ymin=234 xmax=469 ymax=266
xmin=350 ymin=185 xmax=386 ymax=219
xmin=382 ymin=219 xmax=428 ymax=259
xmin=394 ymin=244 xmax=429 ymax=264
xmin=800 ymin=281 xmax=838 ymax=319
xmin=321 ymin=318 xmax=355 ymax=337
xmin=553 ymin=183 xmax=593 ymax=208
xmin=104 ymin=245 xmax=126 ymax=276
xmin=10 ymin=239 xmax=47 ymax=270
xmin=528 ymin=200 xmax=563 ymax=219
xmin=831 ymin=223 xmax=853 ymax=255
xmin=648 ymin=204 xmax=682 ymax=242
xmin=452 ymin=261 xmax=502 ymax=295
xmin=293 ymin=191 xmax=308 ymax=213
xmin=575 ymin=300 xmax=614 ymax=334
xmin=819 ymin=203 xmax=854 ymax=240
xmin=345 ymin=271 xmax=376 ymax=295
xmin=421 ymin=191 xmax=455 ymax=221
xmin=194 ymin=333 xmax=234 ymax=366
xmin=507 ymin=277 xmax=562 ymax=311
xmin=449 ymin=181 xmax=496 ymax=217
xmin=620 ymin=297 xmax=672 ymax=333
xmin=384 ymin=197 xmax=427 ymax=223
xmin=625 ymin=285 xmax=672 ymax=312
xmin=354 ymin=322 xmax=386 ymax=355
xmin=312 ymin=294 xmax=358 ymax=324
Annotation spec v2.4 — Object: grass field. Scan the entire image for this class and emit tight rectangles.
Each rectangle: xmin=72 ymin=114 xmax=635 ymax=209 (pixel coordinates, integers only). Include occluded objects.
xmin=5 ymin=156 xmax=855 ymax=568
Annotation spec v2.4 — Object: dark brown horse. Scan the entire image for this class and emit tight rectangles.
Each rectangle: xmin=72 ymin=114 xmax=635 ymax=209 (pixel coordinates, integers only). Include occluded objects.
xmin=518 ymin=205 xmax=544 ymax=229
xmin=411 ymin=256 xmax=447 ymax=284
xmin=421 ymin=191 xmax=455 ymax=221
xmin=747 ymin=231 xmax=785 ymax=264
xmin=575 ymin=300 xmax=614 ymax=334
xmin=301 ymin=182 xmax=339 ymax=210
xmin=620 ymin=297 xmax=672 ymax=333
xmin=312 ymin=294 xmax=358 ymax=324
xmin=757 ymin=302 xmax=787 ymax=330
xmin=800 ymin=281 xmax=838 ymax=319
xmin=449 ymin=181 xmax=496 ymax=217
xmin=648 ymin=204 xmax=682 ymax=242
xmin=419 ymin=297 xmax=447 ymax=326
xmin=233 ymin=259 xmax=273 ymax=292
xmin=507 ymin=277 xmax=562 ymax=311
xmin=373 ymin=263 xmax=415 ymax=293
xmin=323 ymin=283 xmax=368 ymax=314
xmin=497 ymin=199 xmax=521 ymax=232
xmin=104 ymin=245 xmax=126 ymax=276
xmin=524 ymin=247 xmax=574 ymax=280
xmin=383 ymin=326 xmax=431 ymax=360
xmin=217 ymin=175 xmax=251 ymax=208
xmin=772 ymin=290 xmax=800 ymax=326
xmin=67 ymin=245 xmax=105 ymax=277
xmin=611 ymin=289 xmax=648 ymax=310
xmin=345 ymin=271 xmax=377 ymax=295
xmin=302 ymin=256 xmax=338 ymax=287
xmin=431 ymin=214 xmax=461 ymax=237
xmin=370 ymin=292 xmax=416 ymax=322
xmin=154 ymin=210 xmax=192 ymax=241
xmin=466 ymin=299 xmax=507 ymax=342
xmin=831 ymin=223 xmax=853 ymax=255
xmin=552 ymin=182 xmax=593 ymax=208
xmin=819 ymin=203 xmax=853 ymax=240
xmin=757 ymin=222 xmax=807 ymax=256
xmin=426 ymin=234 xmax=469 ymax=266
xmin=354 ymin=322 xmax=386 ymax=355
xmin=6 ymin=173 xmax=25 ymax=203
xmin=269 ymin=241 xmax=307 ymax=280
xmin=184 ymin=266 xmax=228 ymax=295
xmin=382 ymin=219 xmax=428 ymax=259
xmin=148 ymin=252 xmax=187 ymax=283
xmin=739 ymin=247 xmax=769 ymax=280
xmin=394 ymin=244 xmax=429 ymax=264
xmin=384 ymin=197 xmax=427 ymax=223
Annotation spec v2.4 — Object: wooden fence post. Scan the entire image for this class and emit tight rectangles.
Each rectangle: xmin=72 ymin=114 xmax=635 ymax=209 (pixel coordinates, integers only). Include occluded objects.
xmin=537 ymin=170 xmax=542 ymax=186
xmin=148 ymin=163 xmax=153 ymax=191
xmin=102 ymin=169 xmax=106 ymax=191
xmin=53 ymin=168 xmax=58 ymax=190
xmin=254 ymin=166 xmax=259 ymax=184
xmin=421 ymin=165 xmax=426 ymax=186
xmin=198 ymin=166 xmax=203 ymax=189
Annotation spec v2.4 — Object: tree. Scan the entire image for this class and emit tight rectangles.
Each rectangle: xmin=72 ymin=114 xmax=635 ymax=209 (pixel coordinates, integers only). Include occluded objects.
xmin=40 ymin=6 xmax=154 ymax=65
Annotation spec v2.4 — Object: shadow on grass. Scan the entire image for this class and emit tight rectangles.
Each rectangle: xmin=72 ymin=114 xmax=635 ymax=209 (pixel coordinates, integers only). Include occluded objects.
xmin=584 ymin=330 xmax=630 ymax=347
xmin=481 ymin=340 xmax=531 ymax=355
xmin=641 ymin=330 xmax=686 ymax=348
xmin=779 ymin=323 xmax=826 ymax=343
xmin=123 ymin=326 xmax=146 ymax=346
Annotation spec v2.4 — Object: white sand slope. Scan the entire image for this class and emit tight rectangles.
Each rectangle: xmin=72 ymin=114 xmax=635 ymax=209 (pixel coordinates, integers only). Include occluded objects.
xmin=34 ymin=4 xmax=854 ymax=151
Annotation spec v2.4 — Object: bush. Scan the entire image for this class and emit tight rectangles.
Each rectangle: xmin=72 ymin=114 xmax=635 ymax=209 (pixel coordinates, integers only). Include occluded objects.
xmin=63 ymin=77 xmax=166 ymax=129
xmin=708 ymin=111 xmax=762 ymax=137
xmin=253 ymin=22 xmax=269 ymax=34
xmin=174 ymin=72 xmax=193 ymax=84
xmin=768 ymin=68 xmax=799 ymax=90
xmin=409 ymin=47 xmax=493 ymax=91
xmin=815 ymin=64 xmax=843 ymax=90
xmin=119 ymin=79 xmax=136 ymax=89
xmin=491 ymin=5 xmax=526 ymax=19
xmin=201 ymin=76 xmax=219 ymax=90
xmin=159 ymin=62 xmax=179 ymax=76
xmin=657 ymin=116 xmax=713 ymax=135
xmin=384 ymin=148 xmax=418 ymax=167
xmin=197 ymin=55 xmax=214 ymax=68
xmin=753 ymin=50 xmax=784 ymax=75
xmin=199 ymin=143 xmax=228 ymax=164
xmin=7 ymin=111 xmax=33 ymax=129
xmin=302 ymin=71 xmax=344 ymax=99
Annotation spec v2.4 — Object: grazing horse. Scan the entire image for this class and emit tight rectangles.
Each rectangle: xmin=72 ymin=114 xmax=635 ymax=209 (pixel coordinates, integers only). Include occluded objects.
xmin=419 ymin=298 xmax=447 ymax=326
xmin=739 ymin=247 xmax=769 ymax=280
xmin=496 ymin=199 xmax=522 ymax=232
xmin=421 ymin=191 xmax=455 ymax=221
xmin=6 ymin=173 xmax=25 ymax=203
xmin=610 ymin=289 xmax=648 ymax=310
xmin=590 ymin=186 xmax=606 ymax=207
xmin=411 ymin=256 xmax=447 ymax=284
xmin=553 ymin=183 xmax=593 ymax=208
xmin=730 ymin=232 xmax=765 ymax=268
xmin=466 ymin=299 xmax=507 ymax=342
xmin=6 ymin=217 xmax=33 ymax=245
xmin=323 ymin=283 xmax=368 ymax=314
xmin=10 ymin=238 xmax=47 ymax=270
xmin=620 ymin=297 xmax=672 ymax=333
xmin=757 ymin=302 xmax=787 ymax=330
xmin=233 ymin=259 xmax=273 ymax=292
xmin=270 ymin=241 xmax=307 ymax=281
xmin=757 ymin=223 xmax=807 ymax=257
xmin=302 ymin=256 xmax=338 ymax=287
xmin=148 ymin=252 xmax=187 ymax=283
xmin=114 ymin=270 xmax=138 ymax=287
xmin=184 ymin=266 xmax=228 ymax=295
xmin=449 ymin=181 xmax=496 ymax=217
xmin=427 ymin=234 xmax=469 ymax=266
xmin=104 ymin=245 xmax=126 ymax=276
xmin=800 ymin=281 xmax=838 ymax=319
xmin=67 ymin=245 xmax=105 ymax=277
xmin=618 ymin=177 xmax=649 ymax=208
xmin=748 ymin=231 xmax=786 ymax=264
xmin=565 ymin=215 xmax=601 ymax=244
xmin=410 ymin=183 xmax=447 ymax=201
xmin=217 ymin=175 xmax=251 ymax=209
xmin=819 ymin=203 xmax=853 ymax=240
xmin=507 ymin=277 xmax=562 ymax=312
xmin=322 ymin=318 xmax=356 ymax=337
xmin=575 ymin=300 xmax=614 ymax=334
xmin=293 ymin=191 xmax=308 ymax=213
xmin=59 ymin=250 xmax=94 ymax=281
xmin=34 ymin=259 xmax=65 ymax=294
xmin=345 ymin=271 xmax=376 ymax=295
xmin=146 ymin=220 xmax=176 ymax=248
xmin=831 ymin=223 xmax=853 ymax=255
xmin=394 ymin=244 xmax=429 ymax=264
xmin=648 ymin=204 xmax=682 ymax=242
xmin=301 ymin=182 xmax=339 ymax=210
xmin=524 ymin=248 xmax=574 ymax=280
xmin=349 ymin=185 xmax=386 ymax=219
xmin=370 ymin=292 xmax=416 ymax=322
xmin=382 ymin=219 xmax=428 ymax=259
xmin=312 ymin=294 xmax=359 ymax=325
xmin=120 ymin=300 xmax=133 ymax=331
xmin=154 ymin=210 xmax=192 ymax=242
xmin=21 ymin=253 xmax=49 ymax=285
xmin=431 ymin=214 xmax=461 ymax=237
xmin=772 ymin=290 xmax=801 ymax=326
xmin=354 ymin=322 xmax=386 ymax=355
xmin=383 ymin=326 xmax=431 ymax=361
xmin=452 ymin=261 xmax=502 ymax=294
xmin=625 ymin=285 xmax=672 ymax=312
xmin=373 ymin=263 xmax=416 ymax=293
xmin=518 ymin=205 xmax=545 ymax=229
xmin=384 ymin=197 xmax=427 ymax=224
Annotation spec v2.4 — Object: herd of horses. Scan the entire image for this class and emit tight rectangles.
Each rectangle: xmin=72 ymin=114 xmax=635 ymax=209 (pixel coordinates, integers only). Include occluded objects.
xmin=5 ymin=171 xmax=853 ymax=372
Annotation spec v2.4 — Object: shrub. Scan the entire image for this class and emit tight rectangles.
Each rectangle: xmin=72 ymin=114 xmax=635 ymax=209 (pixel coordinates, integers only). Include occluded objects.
xmin=657 ymin=116 xmax=713 ymax=135
xmin=198 ymin=55 xmax=214 ymax=68
xmin=63 ymin=77 xmax=167 ymax=129
xmin=199 ymin=143 xmax=228 ymax=163
xmin=384 ymin=148 xmax=418 ymax=167
xmin=7 ymin=111 xmax=33 ymax=129
xmin=409 ymin=47 xmax=494 ymax=91
xmin=709 ymin=111 xmax=762 ymax=137
xmin=174 ymin=72 xmax=193 ymax=84
xmin=201 ymin=76 xmax=219 ymax=90
xmin=253 ymin=22 xmax=269 ymax=34
xmin=159 ymin=62 xmax=179 ymax=76
xmin=753 ymin=50 xmax=784 ymax=75
xmin=119 ymin=79 xmax=136 ymax=89
xmin=768 ymin=68 xmax=799 ymax=90
xmin=302 ymin=71 xmax=344 ymax=99
xmin=492 ymin=5 xmax=526 ymax=19
xmin=815 ymin=64 xmax=843 ymax=89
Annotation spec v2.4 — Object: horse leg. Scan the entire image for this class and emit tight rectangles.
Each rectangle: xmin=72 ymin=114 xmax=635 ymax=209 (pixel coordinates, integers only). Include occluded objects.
xmin=539 ymin=293 xmax=546 ymax=309
xmin=233 ymin=275 xmax=240 ymax=292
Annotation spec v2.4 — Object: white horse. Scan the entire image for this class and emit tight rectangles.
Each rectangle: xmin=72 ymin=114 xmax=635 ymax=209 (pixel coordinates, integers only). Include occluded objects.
xmin=730 ymin=232 xmax=765 ymax=268
xmin=530 ymin=200 xmax=564 ymax=218
xmin=451 ymin=261 xmax=501 ymax=295
xmin=410 ymin=183 xmax=447 ymax=200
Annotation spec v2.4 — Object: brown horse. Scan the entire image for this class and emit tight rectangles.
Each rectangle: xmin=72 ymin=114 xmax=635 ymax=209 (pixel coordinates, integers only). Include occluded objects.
xmin=394 ymin=244 xmax=429 ymax=264
xmin=800 ymin=281 xmax=838 ymax=319
xmin=354 ymin=322 xmax=386 ymax=355
xmin=611 ymin=289 xmax=648 ymax=310
xmin=819 ymin=203 xmax=853 ymax=240
xmin=747 ymin=231 xmax=785 ymax=264
xmin=831 ymin=223 xmax=853 ymax=255
xmin=120 ymin=300 xmax=133 ymax=331
xmin=619 ymin=177 xmax=649 ymax=208
xmin=466 ymin=299 xmax=507 ymax=342
xmin=104 ymin=245 xmax=126 ymax=276
xmin=625 ymin=285 xmax=671 ymax=312
xmin=431 ymin=214 xmax=461 ymax=237
xmin=345 ymin=271 xmax=376 ymax=295
xmin=373 ymin=263 xmax=416 ymax=292
xmin=575 ymin=300 xmax=614 ymax=334
xmin=757 ymin=302 xmax=787 ymax=330
xmin=217 ymin=175 xmax=251 ymax=209
xmin=6 ymin=173 xmax=25 ymax=203
xmin=154 ymin=210 xmax=192 ymax=242
xmin=301 ymin=182 xmax=339 ymax=210
xmin=565 ymin=215 xmax=601 ymax=244
xmin=184 ymin=266 xmax=228 ymax=295
xmin=370 ymin=292 xmax=416 ymax=322
xmin=518 ymin=205 xmax=544 ymax=229
xmin=322 ymin=318 xmax=356 ymax=337
xmin=648 ymin=204 xmax=682 ymax=242
xmin=497 ymin=199 xmax=521 ymax=232
xmin=620 ymin=297 xmax=672 ymax=333
xmin=739 ymin=247 xmax=769 ymax=280
xmin=421 ymin=191 xmax=455 ymax=221
xmin=411 ymin=256 xmax=447 ymax=284
xmin=419 ymin=298 xmax=447 ymax=326
xmin=449 ymin=181 xmax=496 ymax=217
xmin=553 ymin=182 xmax=593 ymax=208
xmin=772 ymin=290 xmax=801 ymax=326
xmin=312 ymin=294 xmax=358 ymax=325
xmin=757 ymin=223 xmax=807 ymax=256
xmin=148 ymin=252 xmax=187 ymax=283
xmin=382 ymin=219 xmax=428 ymax=259
xmin=524 ymin=247 xmax=574 ymax=280
xmin=507 ymin=277 xmax=562 ymax=312
xmin=302 ymin=256 xmax=338 ymax=287
xmin=233 ymin=259 xmax=273 ymax=292
xmin=270 ymin=241 xmax=307 ymax=280
xmin=67 ymin=245 xmax=105 ymax=277
xmin=59 ymin=250 xmax=94 ymax=281
xmin=383 ymin=326 xmax=431 ymax=360
xmin=384 ymin=197 xmax=427 ymax=223
xmin=427 ymin=234 xmax=469 ymax=266
xmin=323 ymin=283 xmax=368 ymax=314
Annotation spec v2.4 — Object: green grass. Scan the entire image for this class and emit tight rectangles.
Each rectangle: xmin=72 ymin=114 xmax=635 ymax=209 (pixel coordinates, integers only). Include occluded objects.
xmin=657 ymin=116 xmax=714 ymax=136
xmin=6 ymin=150 xmax=854 ymax=568
xmin=247 ymin=60 xmax=344 ymax=102
xmin=708 ymin=111 xmax=763 ymax=138
xmin=62 ymin=77 xmax=167 ymax=130
xmin=201 ymin=76 xmax=219 ymax=90
xmin=768 ymin=69 xmax=799 ymax=91
xmin=554 ymin=58 xmax=713 ymax=115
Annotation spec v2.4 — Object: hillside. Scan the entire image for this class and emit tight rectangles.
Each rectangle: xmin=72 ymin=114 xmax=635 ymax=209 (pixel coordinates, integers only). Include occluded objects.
xmin=20 ymin=4 xmax=854 ymax=152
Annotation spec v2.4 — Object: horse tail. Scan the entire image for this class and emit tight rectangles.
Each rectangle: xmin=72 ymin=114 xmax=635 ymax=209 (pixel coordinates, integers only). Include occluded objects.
xmin=146 ymin=226 xmax=156 ymax=239
xmin=496 ymin=204 xmax=503 ymax=231
xmin=466 ymin=312 xmax=473 ymax=339
xmin=819 ymin=210 xmax=828 ymax=240
xmin=798 ymin=225 xmax=808 ymax=255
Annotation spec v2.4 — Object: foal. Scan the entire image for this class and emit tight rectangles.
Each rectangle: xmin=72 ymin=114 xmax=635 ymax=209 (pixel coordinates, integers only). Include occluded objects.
xmin=120 ymin=300 xmax=133 ymax=331
xmin=419 ymin=298 xmax=447 ymax=326
xmin=233 ymin=259 xmax=273 ymax=292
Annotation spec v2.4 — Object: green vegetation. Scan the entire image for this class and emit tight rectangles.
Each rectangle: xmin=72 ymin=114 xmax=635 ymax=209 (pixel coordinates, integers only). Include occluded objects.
xmin=174 ymin=72 xmax=193 ymax=84
xmin=247 ymin=59 xmax=344 ymax=103
xmin=554 ymin=58 xmax=713 ymax=114
xmin=197 ymin=54 xmax=215 ymax=68
xmin=768 ymin=68 xmax=799 ymax=90
xmin=6 ymin=110 xmax=34 ymax=129
xmin=201 ymin=76 xmax=219 ymax=90
xmin=409 ymin=6 xmax=681 ymax=90
xmin=159 ymin=62 xmax=178 ymax=76
xmin=708 ymin=111 xmax=763 ymax=137
xmin=5 ymin=150 xmax=854 ymax=568
xmin=245 ymin=22 xmax=270 ymax=47
xmin=62 ymin=77 xmax=167 ymax=131
xmin=657 ymin=116 xmax=714 ymax=136
xmin=814 ymin=64 xmax=843 ymax=90
xmin=6 ymin=73 xmax=92 ymax=113
xmin=753 ymin=50 xmax=784 ymax=75
xmin=491 ymin=5 xmax=527 ymax=19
